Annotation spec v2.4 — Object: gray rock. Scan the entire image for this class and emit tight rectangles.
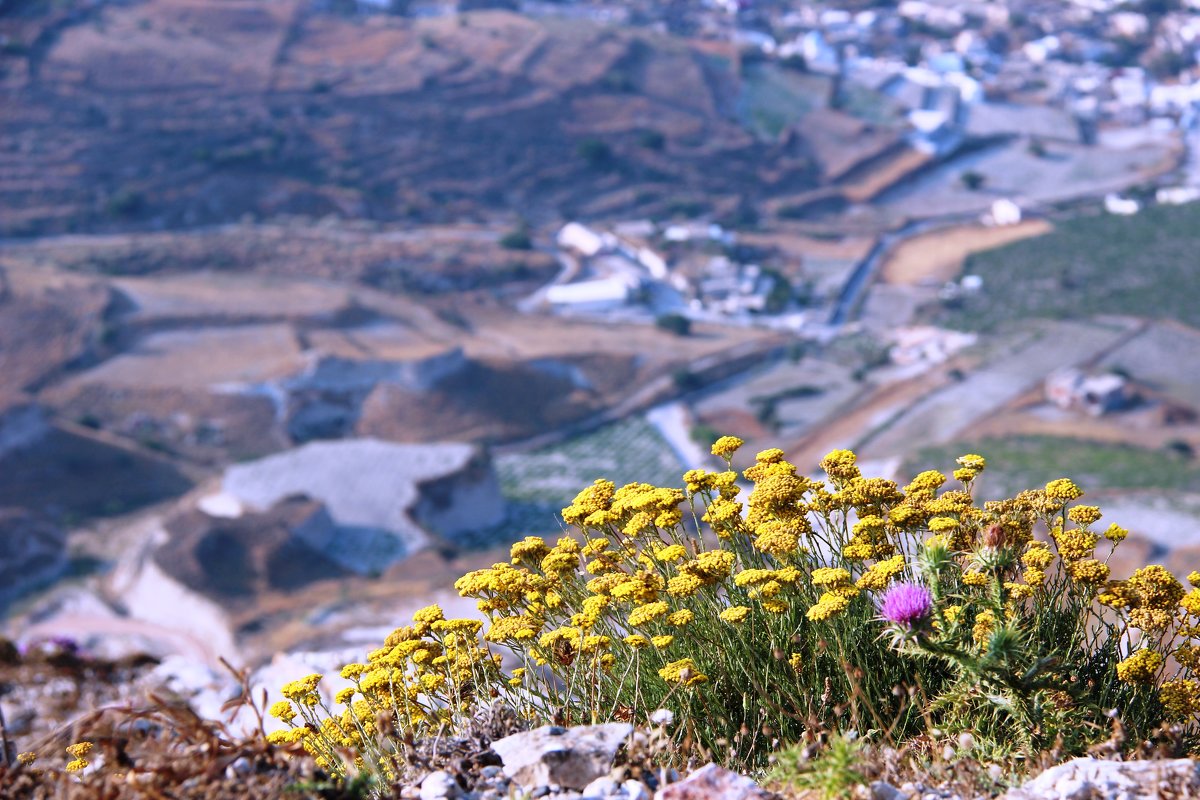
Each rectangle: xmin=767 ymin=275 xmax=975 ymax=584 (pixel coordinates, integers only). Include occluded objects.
xmin=870 ymin=781 xmax=907 ymax=800
xmin=491 ymin=723 xmax=633 ymax=790
xmin=224 ymin=756 xmax=253 ymax=780
xmin=1006 ymin=758 xmax=1200 ymax=800
xmin=420 ymin=770 xmax=462 ymax=800
xmin=480 ymin=766 xmax=504 ymax=780
xmin=654 ymin=763 xmax=773 ymax=800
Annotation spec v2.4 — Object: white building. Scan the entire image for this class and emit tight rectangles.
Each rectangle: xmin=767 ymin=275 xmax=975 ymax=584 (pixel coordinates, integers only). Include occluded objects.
xmin=545 ymin=275 xmax=639 ymax=312
xmin=556 ymin=222 xmax=605 ymax=257
xmin=1104 ymin=194 xmax=1140 ymax=215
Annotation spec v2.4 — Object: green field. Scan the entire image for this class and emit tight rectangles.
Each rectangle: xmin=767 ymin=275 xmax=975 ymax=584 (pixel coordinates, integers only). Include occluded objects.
xmin=902 ymin=435 xmax=1200 ymax=501
xmin=736 ymin=63 xmax=829 ymax=139
xmin=938 ymin=202 xmax=1200 ymax=331
xmin=491 ymin=417 xmax=684 ymax=540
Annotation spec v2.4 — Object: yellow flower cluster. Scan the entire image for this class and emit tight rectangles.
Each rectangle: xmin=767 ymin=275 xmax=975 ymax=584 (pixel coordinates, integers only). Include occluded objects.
xmin=64 ymin=742 xmax=92 ymax=773
xmin=271 ymin=603 xmax=500 ymax=777
xmin=1160 ymin=678 xmax=1200 ymax=720
xmin=1116 ymin=649 xmax=1163 ymax=685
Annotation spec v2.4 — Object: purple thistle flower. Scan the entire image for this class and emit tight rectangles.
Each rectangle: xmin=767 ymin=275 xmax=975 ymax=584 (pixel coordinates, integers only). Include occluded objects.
xmin=879 ymin=582 xmax=933 ymax=629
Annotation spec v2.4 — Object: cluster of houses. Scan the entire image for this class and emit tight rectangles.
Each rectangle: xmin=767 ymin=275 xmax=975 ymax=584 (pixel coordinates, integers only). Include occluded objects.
xmin=546 ymin=222 xmax=780 ymax=320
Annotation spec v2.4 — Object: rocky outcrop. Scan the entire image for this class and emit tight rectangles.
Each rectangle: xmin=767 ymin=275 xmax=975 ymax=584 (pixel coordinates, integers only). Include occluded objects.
xmin=0 ymin=394 xmax=49 ymax=458
xmin=1005 ymin=757 xmax=1200 ymax=800
xmin=206 ymin=438 xmax=505 ymax=573
xmin=491 ymin=723 xmax=634 ymax=791
xmin=157 ymin=496 xmax=348 ymax=600
xmin=0 ymin=507 xmax=67 ymax=606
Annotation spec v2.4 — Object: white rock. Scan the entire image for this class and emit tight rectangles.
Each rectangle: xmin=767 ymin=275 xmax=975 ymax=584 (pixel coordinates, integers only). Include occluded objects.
xmin=1007 ymin=758 xmax=1200 ymax=800
xmin=624 ymin=780 xmax=652 ymax=800
xmin=491 ymin=723 xmax=633 ymax=791
xmin=582 ymin=776 xmax=621 ymax=798
xmin=654 ymin=763 xmax=772 ymax=800
xmin=420 ymin=771 xmax=462 ymax=800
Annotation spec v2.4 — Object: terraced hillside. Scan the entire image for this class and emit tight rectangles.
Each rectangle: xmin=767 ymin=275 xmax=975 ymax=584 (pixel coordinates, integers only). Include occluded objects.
xmin=0 ymin=0 xmax=852 ymax=235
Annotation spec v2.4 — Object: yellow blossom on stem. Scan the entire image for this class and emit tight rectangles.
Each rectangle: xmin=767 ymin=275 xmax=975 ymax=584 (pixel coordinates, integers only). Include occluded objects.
xmin=1116 ymin=649 xmax=1163 ymax=685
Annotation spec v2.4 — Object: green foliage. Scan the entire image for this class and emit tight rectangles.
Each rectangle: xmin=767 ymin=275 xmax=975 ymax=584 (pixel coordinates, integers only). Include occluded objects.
xmin=577 ymin=138 xmax=614 ymax=169
xmin=906 ymin=436 xmax=1200 ymax=499
xmin=939 ymin=201 xmax=1200 ymax=331
xmin=637 ymin=130 xmax=665 ymax=151
xmin=499 ymin=226 xmax=533 ymax=251
xmin=771 ymin=733 xmax=867 ymax=800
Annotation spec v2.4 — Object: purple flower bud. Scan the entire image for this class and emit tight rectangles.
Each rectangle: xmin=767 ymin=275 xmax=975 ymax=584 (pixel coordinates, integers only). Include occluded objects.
xmin=879 ymin=582 xmax=933 ymax=629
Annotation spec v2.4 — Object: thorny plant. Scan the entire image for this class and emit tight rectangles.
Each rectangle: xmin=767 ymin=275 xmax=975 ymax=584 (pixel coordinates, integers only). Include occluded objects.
xmin=236 ymin=441 xmax=1200 ymax=782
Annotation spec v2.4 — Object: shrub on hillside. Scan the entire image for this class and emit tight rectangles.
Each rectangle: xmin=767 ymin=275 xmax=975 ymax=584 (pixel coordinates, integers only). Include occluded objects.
xmin=269 ymin=440 xmax=1200 ymax=784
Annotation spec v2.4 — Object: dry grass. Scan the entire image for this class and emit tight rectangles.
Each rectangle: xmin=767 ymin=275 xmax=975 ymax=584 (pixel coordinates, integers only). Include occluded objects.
xmin=880 ymin=220 xmax=1053 ymax=286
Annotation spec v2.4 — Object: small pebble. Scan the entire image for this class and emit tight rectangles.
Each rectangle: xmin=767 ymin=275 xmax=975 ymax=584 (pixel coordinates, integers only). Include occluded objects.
xmin=480 ymin=766 xmax=503 ymax=780
xmin=532 ymin=787 xmax=552 ymax=798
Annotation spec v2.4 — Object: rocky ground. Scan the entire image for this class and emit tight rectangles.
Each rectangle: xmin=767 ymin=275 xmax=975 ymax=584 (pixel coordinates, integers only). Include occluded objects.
xmin=0 ymin=643 xmax=1196 ymax=800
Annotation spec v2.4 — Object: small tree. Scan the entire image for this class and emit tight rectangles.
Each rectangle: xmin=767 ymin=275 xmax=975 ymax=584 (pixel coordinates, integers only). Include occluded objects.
xmin=960 ymin=170 xmax=986 ymax=191
xmin=655 ymin=313 xmax=692 ymax=337
xmin=577 ymin=138 xmax=614 ymax=170
xmin=499 ymin=226 xmax=532 ymax=251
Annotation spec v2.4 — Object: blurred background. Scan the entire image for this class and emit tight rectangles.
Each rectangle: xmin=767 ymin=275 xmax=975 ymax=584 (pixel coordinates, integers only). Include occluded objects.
xmin=2 ymin=0 xmax=1200 ymax=712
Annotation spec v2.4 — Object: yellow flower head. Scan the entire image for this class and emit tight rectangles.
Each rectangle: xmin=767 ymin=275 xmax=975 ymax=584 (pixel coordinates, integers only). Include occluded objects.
xmin=668 ymin=609 xmax=695 ymax=626
xmin=956 ymin=454 xmax=986 ymax=471
xmin=720 ymin=605 xmax=751 ymax=624
xmin=806 ymin=592 xmax=850 ymax=622
xmin=65 ymin=742 xmax=93 ymax=759
xmin=820 ymin=449 xmax=861 ymax=481
xmin=1067 ymin=505 xmax=1102 ymax=526
xmin=711 ymin=436 xmax=745 ymax=459
xmin=1116 ymin=649 xmax=1163 ymax=685
xmin=658 ymin=657 xmax=708 ymax=686
xmin=1045 ymin=478 xmax=1083 ymax=502
xmin=269 ymin=700 xmax=297 ymax=723
xmin=811 ymin=567 xmax=852 ymax=588
xmin=1104 ymin=523 xmax=1129 ymax=543
xmin=627 ymin=601 xmax=670 ymax=627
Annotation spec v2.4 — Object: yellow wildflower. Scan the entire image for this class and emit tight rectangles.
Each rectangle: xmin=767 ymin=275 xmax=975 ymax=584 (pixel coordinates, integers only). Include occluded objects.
xmin=269 ymin=700 xmax=297 ymax=723
xmin=762 ymin=599 xmax=789 ymax=614
xmin=651 ymin=635 xmax=674 ymax=648
xmin=962 ymin=570 xmax=987 ymax=587
xmin=658 ymin=658 xmax=708 ymax=686
xmin=628 ymin=602 xmax=670 ymax=627
xmin=806 ymin=591 xmax=850 ymax=622
xmin=668 ymin=609 xmax=695 ymax=626
xmin=720 ymin=605 xmax=751 ymax=623
xmin=1116 ymin=649 xmax=1163 ymax=685
xmin=1160 ymin=679 xmax=1200 ymax=720
xmin=624 ymin=634 xmax=649 ymax=649
xmin=711 ymin=436 xmax=744 ymax=459
xmin=1067 ymin=505 xmax=1102 ymax=526
xmin=811 ymin=567 xmax=852 ymax=588
xmin=1045 ymin=478 xmax=1083 ymax=502
xmin=1104 ymin=523 xmax=1129 ymax=543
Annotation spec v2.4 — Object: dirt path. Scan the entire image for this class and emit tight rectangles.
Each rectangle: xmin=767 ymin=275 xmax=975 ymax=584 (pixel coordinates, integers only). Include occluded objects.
xmin=880 ymin=220 xmax=1053 ymax=286
xmin=784 ymin=367 xmax=952 ymax=471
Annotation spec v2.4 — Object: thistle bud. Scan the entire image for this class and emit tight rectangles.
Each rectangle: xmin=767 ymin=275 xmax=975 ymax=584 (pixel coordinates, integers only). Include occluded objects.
xmin=982 ymin=523 xmax=1006 ymax=550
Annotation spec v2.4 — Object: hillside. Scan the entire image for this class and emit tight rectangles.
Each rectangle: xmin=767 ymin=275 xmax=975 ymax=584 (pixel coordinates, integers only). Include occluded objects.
xmin=0 ymin=0 xmax=847 ymax=235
